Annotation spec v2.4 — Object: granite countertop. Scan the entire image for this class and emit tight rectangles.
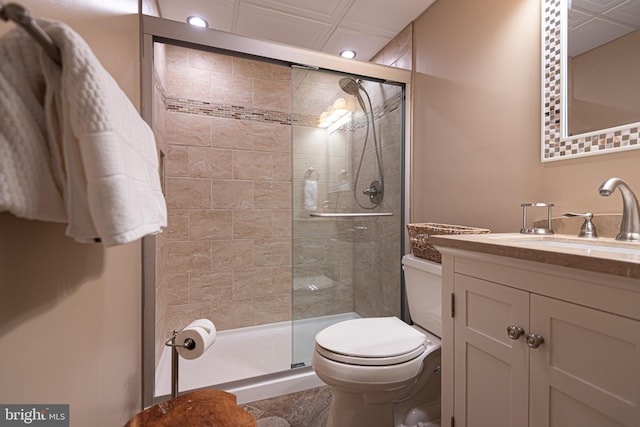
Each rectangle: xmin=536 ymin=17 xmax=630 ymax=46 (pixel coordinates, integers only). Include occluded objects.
xmin=430 ymin=233 xmax=640 ymax=280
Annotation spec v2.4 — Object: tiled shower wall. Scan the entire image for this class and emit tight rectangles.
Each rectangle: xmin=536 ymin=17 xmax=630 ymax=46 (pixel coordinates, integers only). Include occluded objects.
xmin=291 ymin=71 xmax=403 ymax=321
xmin=371 ymin=23 xmax=413 ymax=70
xmin=155 ymin=44 xmax=293 ymax=340
xmin=291 ymin=70 xmax=357 ymax=319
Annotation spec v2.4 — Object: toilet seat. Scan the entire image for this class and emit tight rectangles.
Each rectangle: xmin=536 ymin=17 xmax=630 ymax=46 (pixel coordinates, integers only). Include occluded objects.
xmin=315 ymin=317 xmax=428 ymax=366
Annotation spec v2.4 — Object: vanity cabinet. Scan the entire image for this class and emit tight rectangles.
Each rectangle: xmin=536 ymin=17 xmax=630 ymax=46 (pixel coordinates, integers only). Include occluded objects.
xmin=439 ymin=249 xmax=640 ymax=427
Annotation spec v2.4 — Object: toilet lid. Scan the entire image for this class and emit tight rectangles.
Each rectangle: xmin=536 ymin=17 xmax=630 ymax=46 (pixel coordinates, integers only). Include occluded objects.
xmin=315 ymin=317 xmax=426 ymax=360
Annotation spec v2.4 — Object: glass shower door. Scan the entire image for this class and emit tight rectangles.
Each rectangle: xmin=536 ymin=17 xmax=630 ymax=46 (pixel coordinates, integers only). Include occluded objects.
xmin=290 ymin=67 xmax=405 ymax=368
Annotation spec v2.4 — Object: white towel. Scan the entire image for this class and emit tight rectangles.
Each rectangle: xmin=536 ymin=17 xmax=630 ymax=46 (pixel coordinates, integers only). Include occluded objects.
xmin=0 ymin=21 xmax=67 ymax=222
xmin=0 ymin=20 xmax=167 ymax=246
xmin=304 ymin=179 xmax=318 ymax=210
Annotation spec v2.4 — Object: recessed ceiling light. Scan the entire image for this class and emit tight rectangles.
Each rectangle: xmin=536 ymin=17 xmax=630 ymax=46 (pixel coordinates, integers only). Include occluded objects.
xmin=340 ymin=50 xmax=356 ymax=59
xmin=187 ymin=16 xmax=208 ymax=28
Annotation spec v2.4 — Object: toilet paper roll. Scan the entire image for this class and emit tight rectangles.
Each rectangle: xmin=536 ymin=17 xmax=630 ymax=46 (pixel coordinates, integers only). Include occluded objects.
xmin=175 ymin=319 xmax=217 ymax=360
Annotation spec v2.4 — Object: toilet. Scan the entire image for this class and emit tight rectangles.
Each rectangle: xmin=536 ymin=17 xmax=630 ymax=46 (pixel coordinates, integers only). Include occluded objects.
xmin=312 ymin=254 xmax=442 ymax=427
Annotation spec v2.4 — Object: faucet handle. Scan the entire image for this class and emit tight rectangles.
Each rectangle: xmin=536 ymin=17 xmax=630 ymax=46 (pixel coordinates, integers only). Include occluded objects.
xmin=563 ymin=212 xmax=598 ymax=238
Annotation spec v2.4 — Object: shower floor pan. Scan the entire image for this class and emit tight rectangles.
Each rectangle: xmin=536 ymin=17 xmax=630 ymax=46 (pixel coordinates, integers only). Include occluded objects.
xmin=155 ymin=312 xmax=358 ymax=403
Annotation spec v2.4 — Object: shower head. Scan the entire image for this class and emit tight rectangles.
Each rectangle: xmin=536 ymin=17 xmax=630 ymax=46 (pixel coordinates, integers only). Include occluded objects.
xmin=339 ymin=77 xmax=367 ymax=111
xmin=339 ymin=77 xmax=361 ymax=96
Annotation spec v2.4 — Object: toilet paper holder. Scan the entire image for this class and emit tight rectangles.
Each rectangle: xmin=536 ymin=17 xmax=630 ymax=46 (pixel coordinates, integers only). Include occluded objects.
xmin=165 ymin=329 xmax=196 ymax=399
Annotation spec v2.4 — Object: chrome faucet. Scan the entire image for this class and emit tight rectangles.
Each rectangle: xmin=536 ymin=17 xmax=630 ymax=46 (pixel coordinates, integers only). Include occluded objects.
xmin=598 ymin=178 xmax=640 ymax=242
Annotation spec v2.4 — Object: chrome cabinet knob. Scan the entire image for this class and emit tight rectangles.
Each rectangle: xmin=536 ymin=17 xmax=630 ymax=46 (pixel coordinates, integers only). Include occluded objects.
xmin=506 ymin=325 xmax=525 ymax=340
xmin=526 ymin=333 xmax=544 ymax=348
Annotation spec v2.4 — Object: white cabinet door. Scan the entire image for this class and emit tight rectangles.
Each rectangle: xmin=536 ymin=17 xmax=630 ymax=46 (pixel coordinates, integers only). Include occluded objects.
xmin=454 ymin=274 xmax=530 ymax=427
xmin=530 ymin=295 xmax=640 ymax=427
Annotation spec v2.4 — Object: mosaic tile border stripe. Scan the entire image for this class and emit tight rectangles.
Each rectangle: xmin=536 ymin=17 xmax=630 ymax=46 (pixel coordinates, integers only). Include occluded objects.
xmin=166 ymin=98 xmax=300 ymax=125
xmin=155 ymin=70 xmax=402 ymax=130
xmin=542 ymin=0 xmax=640 ymax=160
xmin=164 ymin=94 xmax=402 ymax=130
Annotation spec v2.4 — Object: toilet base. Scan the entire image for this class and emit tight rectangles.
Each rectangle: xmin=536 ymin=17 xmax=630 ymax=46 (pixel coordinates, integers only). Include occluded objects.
xmin=326 ymin=389 xmax=394 ymax=427
xmin=395 ymin=399 xmax=441 ymax=427
xmin=325 ymin=392 xmax=441 ymax=427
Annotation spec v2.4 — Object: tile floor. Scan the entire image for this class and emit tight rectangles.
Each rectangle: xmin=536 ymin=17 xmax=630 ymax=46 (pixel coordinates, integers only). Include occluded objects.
xmin=243 ymin=386 xmax=332 ymax=427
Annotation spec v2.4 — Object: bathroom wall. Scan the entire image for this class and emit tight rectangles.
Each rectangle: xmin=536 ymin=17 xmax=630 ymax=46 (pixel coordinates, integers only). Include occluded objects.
xmin=371 ymin=23 xmax=413 ymax=70
xmin=0 ymin=1 xmax=142 ymax=426
xmin=351 ymin=82 xmax=404 ymax=318
xmin=291 ymin=69 xmax=356 ymax=319
xmin=412 ymin=0 xmax=640 ymax=233
xmin=412 ymin=0 xmax=543 ymax=233
xmin=291 ymin=72 xmax=404 ymax=321
xmin=154 ymin=44 xmax=293 ymax=338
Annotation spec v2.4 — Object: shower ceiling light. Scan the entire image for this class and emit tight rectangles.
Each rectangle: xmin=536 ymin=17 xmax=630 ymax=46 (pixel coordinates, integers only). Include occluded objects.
xmin=340 ymin=50 xmax=356 ymax=59
xmin=187 ymin=16 xmax=209 ymax=28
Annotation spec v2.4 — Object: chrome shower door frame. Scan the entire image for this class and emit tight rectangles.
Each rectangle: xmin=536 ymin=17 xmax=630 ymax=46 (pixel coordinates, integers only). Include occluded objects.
xmin=140 ymin=14 xmax=412 ymax=408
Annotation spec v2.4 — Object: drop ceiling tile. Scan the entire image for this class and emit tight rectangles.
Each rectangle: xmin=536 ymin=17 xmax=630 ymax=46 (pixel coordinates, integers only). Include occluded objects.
xmin=235 ymin=3 xmax=333 ymax=50
xmin=240 ymin=0 xmax=353 ymax=22
xmin=340 ymin=0 xmax=433 ymax=35
xmin=158 ymin=0 xmax=236 ymax=32
xmin=157 ymin=0 xmax=436 ymax=61
xmin=322 ymin=27 xmax=391 ymax=60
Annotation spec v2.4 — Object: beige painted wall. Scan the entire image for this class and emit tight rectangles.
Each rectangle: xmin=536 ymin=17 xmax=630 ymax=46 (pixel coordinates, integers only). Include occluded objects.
xmin=0 ymin=1 xmax=143 ymax=426
xmin=412 ymin=0 xmax=640 ymax=233
xmin=412 ymin=0 xmax=543 ymax=232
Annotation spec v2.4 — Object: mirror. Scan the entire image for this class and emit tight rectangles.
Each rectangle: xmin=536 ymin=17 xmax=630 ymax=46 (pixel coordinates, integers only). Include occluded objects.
xmin=567 ymin=0 xmax=640 ymax=135
xmin=542 ymin=0 xmax=640 ymax=161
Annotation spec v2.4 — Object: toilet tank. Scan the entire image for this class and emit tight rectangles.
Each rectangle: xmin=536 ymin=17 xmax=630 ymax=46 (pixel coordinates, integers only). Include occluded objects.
xmin=402 ymin=254 xmax=442 ymax=338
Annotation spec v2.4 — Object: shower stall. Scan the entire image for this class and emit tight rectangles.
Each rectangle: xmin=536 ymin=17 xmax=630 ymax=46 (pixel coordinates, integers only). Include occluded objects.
xmin=141 ymin=16 xmax=410 ymax=407
xmin=290 ymin=68 xmax=404 ymax=368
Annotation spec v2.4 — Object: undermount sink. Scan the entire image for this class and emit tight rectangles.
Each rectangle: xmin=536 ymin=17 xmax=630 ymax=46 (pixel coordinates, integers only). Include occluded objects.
xmin=521 ymin=239 xmax=640 ymax=255
xmin=430 ymin=232 xmax=640 ymax=279
xmin=485 ymin=234 xmax=640 ymax=256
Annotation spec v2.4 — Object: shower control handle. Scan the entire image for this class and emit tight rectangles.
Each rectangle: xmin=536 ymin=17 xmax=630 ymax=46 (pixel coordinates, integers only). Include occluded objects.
xmin=362 ymin=180 xmax=383 ymax=204
xmin=363 ymin=187 xmax=378 ymax=197
xmin=506 ymin=325 xmax=525 ymax=340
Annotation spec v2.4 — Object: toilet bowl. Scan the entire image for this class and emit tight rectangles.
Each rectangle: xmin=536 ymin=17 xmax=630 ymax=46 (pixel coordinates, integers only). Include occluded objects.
xmin=312 ymin=255 xmax=442 ymax=427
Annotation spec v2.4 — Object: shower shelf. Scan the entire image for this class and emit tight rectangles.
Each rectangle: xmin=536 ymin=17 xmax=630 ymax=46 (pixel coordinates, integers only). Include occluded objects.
xmin=310 ymin=212 xmax=393 ymax=218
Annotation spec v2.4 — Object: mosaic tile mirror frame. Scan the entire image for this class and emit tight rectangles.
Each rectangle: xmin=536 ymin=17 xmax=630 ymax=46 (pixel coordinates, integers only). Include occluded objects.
xmin=542 ymin=0 xmax=640 ymax=162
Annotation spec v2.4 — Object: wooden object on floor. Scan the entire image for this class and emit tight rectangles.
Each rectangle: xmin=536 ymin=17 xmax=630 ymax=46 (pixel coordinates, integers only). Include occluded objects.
xmin=125 ymin=390 xmax=256 ymax=427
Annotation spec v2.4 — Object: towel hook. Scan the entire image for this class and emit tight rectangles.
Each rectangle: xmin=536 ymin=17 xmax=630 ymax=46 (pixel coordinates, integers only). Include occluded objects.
xmin=0 ymin=2 xmax=62 ymax=65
